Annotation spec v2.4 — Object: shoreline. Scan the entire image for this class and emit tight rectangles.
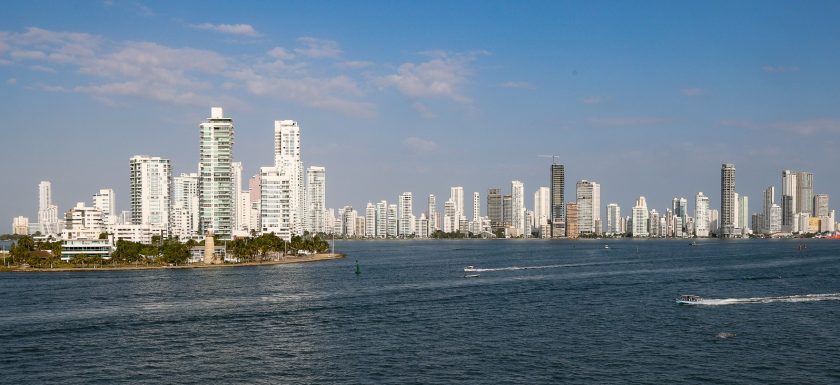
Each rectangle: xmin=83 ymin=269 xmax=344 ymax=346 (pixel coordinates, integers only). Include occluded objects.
xmin=2 ymin=253 xmax=345 ymax=273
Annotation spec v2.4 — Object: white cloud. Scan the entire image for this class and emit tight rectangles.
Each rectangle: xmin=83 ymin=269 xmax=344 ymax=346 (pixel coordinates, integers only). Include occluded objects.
xmin=376 ymin=51 xmax=480 ymax=103
xmin=412 ymin=102 xmax=436 ymax=119
xmin=402 ymin=136 xmax=439 ymax=154
xmin=763 ymin=65 xmax=799 ymax=73
xmin=580 ymin=96 xmax=602 ymax=105
xmin=336 ymin=60 xmax=373 ymax=70
xmin=681 ymin=88 xmax=704 ymax=96
xmin=6 ymin=78 xmax=16 ymax=85
xmin=11 ymin=50 xmax=47 ymax=60
xmin=720 ymin=119 xmax=840 ymax=135
xmin=500 ymin=81 xmax=534 ymax=89
xmin=267 ymin=47 xmax=294 ymax=60
xmin=30 ymin=64 xmax=56 ymax=73
xmin=190 ymin=23 xmax=259 ymax=37
xmin=295 ymin=37 xmax=342 ymax=58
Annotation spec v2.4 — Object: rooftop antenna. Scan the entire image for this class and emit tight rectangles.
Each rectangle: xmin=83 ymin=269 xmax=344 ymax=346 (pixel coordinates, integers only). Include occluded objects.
xmin=537 ymin=155 xmax=560 ymax=165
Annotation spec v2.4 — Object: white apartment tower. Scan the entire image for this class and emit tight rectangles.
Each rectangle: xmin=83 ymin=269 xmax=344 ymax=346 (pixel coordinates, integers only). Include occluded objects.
xmin=450 ymin=186 xmax=464 ymax=231
xmin=260 ymin=166 xmax=291 ymax=241
xmin=607 ymin=203 xmax=621 ymax=234
xmin=92 ymin=188 xmax=116 ymax=227
xmin=375 ymin=200 xmax=388 ymax=238
xmin=129 ymin=155 xmax=171 ymax=230
xmin=199 ymin=107 xmax=234 ymax=239
xmin=428 ymin=194 xmax=438 ymax=233
xmin=632 ymin=196 xmax=649 ymax=237
xmin=306 ymin=166 xmax=326 ymax=234
xmin=720 ymin=163 xmax=736 ymax=238
xmin=472 ymin=192 xmax=480 ymax=222
xmin=398 ymin=192 xmax=413 ymax=237
xmin=695 ymin=192 xmax=710 ymax=237
xmin=172 ymin=173 xmax=200 ymax=240
xmin=534 ymin=187 xmax=550 ymax=229
xmin=38 ymin=181 xmax=60 ymax=235
xmin=511 ymin=181 xmax=525 ymax=236
xmin=576 ymin=180 xmax=600 ymax=234
xmin=365 ymin=203 xmax=376 ymax=238
xmin=274 ymin=120 xmax=305 ymax=237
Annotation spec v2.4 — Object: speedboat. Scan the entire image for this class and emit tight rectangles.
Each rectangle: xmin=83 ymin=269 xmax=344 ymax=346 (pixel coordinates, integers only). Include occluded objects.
xmin=464 ymin=265 xmax=478 ymax=272
xmin=675 ymin=294 xmax=702 ymax=305
xmin=604 ymin=245 xmax=610 ymax=249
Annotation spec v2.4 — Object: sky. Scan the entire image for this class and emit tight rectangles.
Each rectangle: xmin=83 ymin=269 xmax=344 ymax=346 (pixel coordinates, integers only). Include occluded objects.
xmin=2 ymin=0 xmax=840 ymax=227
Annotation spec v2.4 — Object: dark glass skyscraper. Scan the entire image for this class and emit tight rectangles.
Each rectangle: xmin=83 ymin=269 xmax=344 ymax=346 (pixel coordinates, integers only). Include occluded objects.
xmin=550 ymin=163 xmax=565 ymax=237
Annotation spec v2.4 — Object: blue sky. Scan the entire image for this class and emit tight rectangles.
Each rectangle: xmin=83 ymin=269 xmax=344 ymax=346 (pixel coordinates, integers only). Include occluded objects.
xmin=2 ymin=1 xmax=840 ymax=226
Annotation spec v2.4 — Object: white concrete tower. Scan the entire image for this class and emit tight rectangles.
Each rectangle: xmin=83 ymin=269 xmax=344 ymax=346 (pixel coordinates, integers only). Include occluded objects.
xmin=199 ymin=107 xmax=234 ymax=239
xmin=695 ymin=192 xmax=710 ymax=237
xmin=274 ymin=119 xmax=305 ymax=237
xmin=511 ymin=180 xmax=525 ymax=236
xmin=398 ymin=192 xmax=413 ymax=237
xmin=576 ymin=180 xmax=600 ymax=235
xmin=632 ymin=196 xmax=649 ymax=237
xmin=449 ymin=186 xmax=464 ymax=231
xmin=306 ymin=166 xmax=326 ymax=234
xmin=129 ymin=155 xmax=171 ymax=230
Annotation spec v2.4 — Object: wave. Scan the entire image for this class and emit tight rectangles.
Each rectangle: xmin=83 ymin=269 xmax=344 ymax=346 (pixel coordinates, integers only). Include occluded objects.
xmin=694 ymin=293 xmax=840 ymax=306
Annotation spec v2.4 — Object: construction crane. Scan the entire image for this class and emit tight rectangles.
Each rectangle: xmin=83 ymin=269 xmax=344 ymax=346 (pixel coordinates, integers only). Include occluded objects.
xmin=537 ymin=155 xmax=560 ymax=165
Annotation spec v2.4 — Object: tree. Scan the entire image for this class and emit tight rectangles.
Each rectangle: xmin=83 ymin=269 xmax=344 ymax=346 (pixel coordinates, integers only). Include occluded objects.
xmin=160 ymin=239 xmax=189 ymax=265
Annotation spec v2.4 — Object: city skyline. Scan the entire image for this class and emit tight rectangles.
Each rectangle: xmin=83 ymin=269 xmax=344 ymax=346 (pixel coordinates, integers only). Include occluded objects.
xmin=3 ymin=1 xmax=840 ymax=226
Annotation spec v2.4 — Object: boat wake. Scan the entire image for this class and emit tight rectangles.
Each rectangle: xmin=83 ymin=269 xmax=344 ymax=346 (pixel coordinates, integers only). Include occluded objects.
xmin=696 ymin=293 xmax=840 ymax=306
xmin=465 ymin=264 xmax=568 ymax=273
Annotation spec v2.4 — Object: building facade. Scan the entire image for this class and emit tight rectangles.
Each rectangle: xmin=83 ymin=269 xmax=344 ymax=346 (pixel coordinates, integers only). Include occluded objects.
xmin=199 ymin=107 xmax=234 ymax=239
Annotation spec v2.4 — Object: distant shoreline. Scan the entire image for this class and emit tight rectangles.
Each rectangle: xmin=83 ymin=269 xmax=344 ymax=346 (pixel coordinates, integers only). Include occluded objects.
xmin=2 ymin=253 xmax=345 ymax=273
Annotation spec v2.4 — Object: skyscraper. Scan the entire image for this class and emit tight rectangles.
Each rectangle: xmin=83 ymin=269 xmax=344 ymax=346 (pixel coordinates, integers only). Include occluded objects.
xmin=231 ymin=161 xmax=243 ymax=232
xmin=720 ymin=163 xmax=736 ymax=238
xmin=796 ymin=171 xmax=814 ymax=216
xmin=38 ymin=181 xmax=59 ymax=235
xmin=576 ymin=180 xmax=600 ymax=235
xmin=763 ymin=186 xmax=775 ymax=234
xmin=275 ymin=120 xmax=304 ymax=236
xmin=259 ymin=166 xmax=291 ymax=240
xmin=375 ymin=200 xmax=387 ymax=238
xmin=739 ymin=195 xmax=749 ymax=233
xmin=306 ymin=166 xmax=326 ymax=234
xmin=607 ymin=203 xmax=621 ymax=234
xmin=695 ymin=192 xmax=709 ymax=237
xmin=365 ymin=203 xmax=376 ymax=238
xmin=672 ymin=197 xmax=688 ymax=231
xmin=511 ymin=181 xmax=525 ymax=236
xmin=632 ymin=196 xmax=649 ymax=237
xmin=782 ymin=170 xmax=796 ymax=229
xmin=199 ymin=107 xmax=234 ymax=239
xmin=565 ymin=202 xmax=579 ymax=238
xmin=472 ymin=192 xmax=480 ymax=222
xmin=129 ymin=155 xmax=171 ymax=229
xmin=172 ymin=173 xmax=200 ymax=240
xmin=814 ymin=194 xmax=829 ymax=217
xmin=487 ymin=188 xmax=502 ymax=231
xmin=449 ymin=186 xmax=464 ymax=231
xmin=427 ymin=194 xmax=438 ymax=233
xmin=398 ymin=192 xmax=413 ymax=237
xmin=550 ymin=163 xmax=565 ymax=236
xmin=534 ymin=187 xmax=550 ymax=235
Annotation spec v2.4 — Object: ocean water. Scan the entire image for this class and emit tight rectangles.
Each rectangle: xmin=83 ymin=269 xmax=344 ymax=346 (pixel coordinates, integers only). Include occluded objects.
xmin=1 ymin=239 xmax=839 ymax=384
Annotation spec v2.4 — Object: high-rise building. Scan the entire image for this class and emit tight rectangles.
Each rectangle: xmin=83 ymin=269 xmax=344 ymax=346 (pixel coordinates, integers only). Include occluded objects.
xmin=566 ymin=202 xmax=579 ymax=238
xmin=739 ymin=195 xmax=749 ymax=233
xmin=375 ymin=200 xmax=387 ymax=238
xmin=130 ymin=155 xmax=171 ymax=230
xmin=720 ymin=163 xmax=736 ymax=238
xmin=607 ymin=203 xmax=621 ymax=234
xmin=814 ymin=194 xmax=830 ymax=217
xmin=274 ymin=120 xmax=304 ymax=237
xmin=13 ymin=216 xmax=29 ymax=235
xmin=443 ymin=200 xmax=456 ymax=233
xmin=428 ymin=194 xmax=438 ymax=233
xmin=63 ymin=202 xmax=104 ymax=240
xmin=472 ymin=192 xmax=480 ymax=222
xmin=672 ymin=197 xmax=688 ymax=231
xmin=365 ymin=203 xmax=376 ymax=238
xmin=534 ymin=187 xmax=550 ymax=226
xmin=695 ymin=192 xmax=710 ymax=237
xmin=769 ymin=204 xmax=782 ymax=233
xmin=306 ymin=166 xmax=326 ymax=234
xmin=781 ymin=170 xmax=797 ymax=228
xmin=398 ymin=192 xmax=413 ymax=237
xmin=231 ymin=161 xmax=243 ymax=232
xmin=387 ymin=204 xmax=398 ymax=237
xmin=576 ymin=180 xmax=600 ymax=234
xmin=259 ymin=166 xmax=291 ymax=240
xmin=249 ymin=174 xmax=262 ymax=232
xmin=502 ymin=194 xmax=513 ymax=227
xmin=37 ymin=181 xmax=60 ymax=235
xmin=199 ymin=107 xmax=234 ymax=239
xmin=92 ymin=188 xmax=116 ymax=228
xmin=171 ymin=173 xmax=200 ymax=240
xmin=511 ymin=181 xmax=525 ymax=236
xmin=797 ymin=171 xmax=814 ymax=216
xmin=449 ymin=186 xmax=464 ymax=231
xmin=487 ymin=188 xmax=502 ymax=231
xmin=632 ymin=196 xmax=649 ymax=237
xmin=550 ymin=163 xmax=565 ymax=236
xmin=763 ymin=186 xmax=775 ymax=234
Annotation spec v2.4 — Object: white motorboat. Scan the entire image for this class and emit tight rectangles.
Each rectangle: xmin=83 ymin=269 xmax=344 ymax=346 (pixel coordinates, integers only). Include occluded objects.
xmin=675 ymin=294 xmax=702 ymax=305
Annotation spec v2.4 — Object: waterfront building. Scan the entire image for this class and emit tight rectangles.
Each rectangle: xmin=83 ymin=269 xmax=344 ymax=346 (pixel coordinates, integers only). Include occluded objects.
xmin=63 ymin=202 xmax=104 ymax=240
xmin=92 ymin=189 xmax=116 ymax=227
xmin=13 ymin=216 xmax=29 ymax=235
xmin=235 ymin=192 xmax=252 ymax=237
xmin=632 ymin=196 xmax=649 ymax=237
xmin=487 ymin=188 xmax=502 ymax=231
xmin=387 ymin=204 xmax=398 ymax=237
xmin=249 ymin=174 xmax=261 ymax=232
xmin=259 ymin=166 xmax=292 ymax=240
xmin=708 ymin=209 xmax=719 ymax=235
xmin=38 ymin=181 xmax=60 ymax=236
xmin=365 ymin=203 xmax=376 ymax=238
xmin=472 ymin=192 xmax=480 ymax=222
xmin=512 ymin=181 xmax=525 ymax=237
xmin=782 ymin=170 xmax=797 ymax=229
xmin=672 ymin=197 xmax=688 ymax=233
xmin=814 ymin=194 xmax=829 ymax=217
xmin=550 ymin=163 xmax=565 ymax=237
xmin=534 ymin=187 xmax=550 ymax=231
xmin=763 ymin=186 xmax=775 ymax=234
xmin=275 ymin=119 xmax=305 ymax=237
xmin=649 ymin=210 xmax=660 ymax=237
xmin=695 ymin=192 xmax=710 ymax=237
xmin=375 ymin=200 xmax=387 ymax=238
xmin=112 ymin=224 xmax=167 ymax=244
xmin=398 ymin=192 xmax=413 ymax=237
xmin=340 ymin=206 xmax=356 ymax=237
xmin=606 ymin=203 xmax=621 ymax=235
xmin=129 ymin=155 xmax=171 ymax=232
xmin=502 ymin=194 xmax=513 ymax=228
xmin=172 ymin=173 xmax=200 ymax=240
xmin=306 ymin=166 xmax=326 ymax=234
xmin=428 ymin=194 xmax=438 ymax=234
xmin=720 ymin=163 xmax=736 ymax=238
xmin=449 ymin=186 xmax=464 ymax=231
xmin=797 ymin=171 xmax=814 ymax=217
xmin=443 ymin=200 xmax=457 ymax=233
xmin=416 ymin=213 xmax=429 ymax=239
xmin=60 ymin=239 xmax=114 ymax=262
xmin=199 ymin=107 xmax=234 ymax=239
xmin=739 ymin=195 xmax=750 ymax=234
xmin=231 ymin=161 xmax=243 ymax=232
xmin=576 ymin=180 xmax=600 ymax=235
xmin=566 ymin=202 xmax=579 ymax=238
xmin=355 ymin=216 xmax=366 ymax=238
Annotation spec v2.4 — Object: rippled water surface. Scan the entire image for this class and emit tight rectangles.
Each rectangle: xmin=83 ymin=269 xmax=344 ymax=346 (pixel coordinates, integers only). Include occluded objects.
xmin=2 ymin=239 xmax=840 ymax=384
